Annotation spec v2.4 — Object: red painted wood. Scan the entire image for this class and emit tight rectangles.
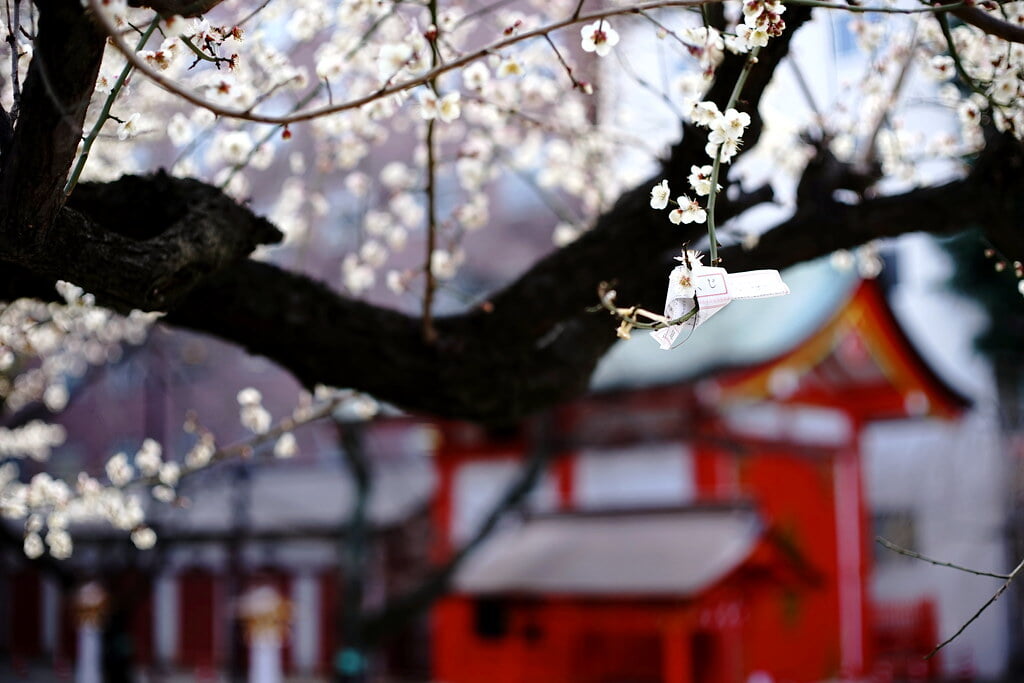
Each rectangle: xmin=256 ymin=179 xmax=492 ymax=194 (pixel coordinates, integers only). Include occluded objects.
xmin=8 ymin=571 xmax=42 ymax=661
xmin=178 ymin=569 xmax=218 ymax=671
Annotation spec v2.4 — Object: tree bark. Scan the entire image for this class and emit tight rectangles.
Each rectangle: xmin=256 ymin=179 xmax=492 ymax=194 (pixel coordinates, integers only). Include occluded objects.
xmin=1 ymin=2 xmax=1023 ymax=423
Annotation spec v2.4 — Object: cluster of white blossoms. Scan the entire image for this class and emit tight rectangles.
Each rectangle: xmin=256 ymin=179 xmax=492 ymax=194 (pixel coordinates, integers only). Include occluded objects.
xmin=694 ymin=103 xmax=752 ymax=163
xmin=0 ymin=279 xmax=382 ymax=561
xmin=36 ymin=0 xmax=645 ymax=303
xmin=916 ymin=7 xmax=1024 ymax=141
xmin=642 ymin=0 xmax=774 ymax=235
xmin=0 ymin=381 xmax=376 ymax=559
xmin=649 ymin=103 xmax=749 ymax=228
xmin=238 ymin=387 xmax=273 ymax=435
xmin=0 ymin=282 xmax=157 ymax=413
xmin=649 ymin=178 xmax=708 ymax=225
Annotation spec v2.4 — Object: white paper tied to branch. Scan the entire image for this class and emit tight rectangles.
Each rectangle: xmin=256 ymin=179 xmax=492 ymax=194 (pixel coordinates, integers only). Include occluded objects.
xmin=651 ymin=264 xmax=790 ymax=350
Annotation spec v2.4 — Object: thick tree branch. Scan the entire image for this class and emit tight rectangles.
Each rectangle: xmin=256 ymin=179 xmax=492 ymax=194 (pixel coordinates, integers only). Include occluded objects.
xmin=0 ymin=1 xmax=105 ymax=253
xmin=127 ymin=0 xmax=227 ymax=16
xmin=8 ymin=173 xmax=282 ymax=311
xmin=952 ymin=6 xmax=1024 ymax=44
xmin=721 ymin=129 xmax=1024 ymax=271
xmin=3 ymin=7 xmax=1022 ymax=423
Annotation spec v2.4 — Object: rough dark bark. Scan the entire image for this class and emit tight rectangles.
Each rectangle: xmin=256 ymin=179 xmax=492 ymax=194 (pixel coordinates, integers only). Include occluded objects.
xmin=0 ymin=1 xmax=104 ymax=253
xmin=127 ymin=0 xmax=228 ymax=16
xmin=1 ymin=2 xmax=1023 ymax=423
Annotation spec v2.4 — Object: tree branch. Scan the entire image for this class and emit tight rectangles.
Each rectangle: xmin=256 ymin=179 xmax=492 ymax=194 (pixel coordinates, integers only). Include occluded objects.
xmin=0 ymin=1 xmax=105 ymax=253
xmin=3 ymin=7 xmax=1022 ymax=424
xmin=127 ymin=0 xmax=228 ymax=16
xmin=721 ymin=129 xmax=1024 ymax=272
xmin=952 ymin=6 xmax=1024 ymax=44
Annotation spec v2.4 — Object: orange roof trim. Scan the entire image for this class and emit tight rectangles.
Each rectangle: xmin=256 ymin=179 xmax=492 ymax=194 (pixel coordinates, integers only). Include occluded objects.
xmin=714 ymin=280 xmax=970 ymax=420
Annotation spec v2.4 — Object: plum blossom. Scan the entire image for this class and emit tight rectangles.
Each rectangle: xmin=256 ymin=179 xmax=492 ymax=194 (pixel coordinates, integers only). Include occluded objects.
xmin=378 ymin=43 xmax=413 ymax=79
xmin=709 ymin=108 xmax=751 ymax=145
xmin=106 ymin=453 xmax=133 ymax=486
xmin=463 ymin=62 xmax=490 ymax=90
xmin=672 ymin=250 xmax=705 ymax=299
xmin=668 ymin=196 xmax=707 ymax=225
xmin=690 ymin=101 xmax=721 ymax=126
xmin=580 ymin=20 xmax=620 ymax=57
xmin=274 ymin=433 xmax=298 ymax=459
xmin=23 ymin=532 xmax=43 ymax=559
xmin=497 ymin=59 xmax=523 ymax=77
xmin=420 ymin=91 xmax=461 ymax=122
xmin=688 ymin=165 xmax=719 ymax=196
xmin=131 ymin=527 xmax=157 ymax=550
xmin=650 ymin=180 xmax=671 ymax=209
xmin=553 ymin=222 xmax=582 ymax=246
xmin=438 ymin=93 xmax=462 ymax=122
xmin=117 ymin=113 xmax=142 ymax=141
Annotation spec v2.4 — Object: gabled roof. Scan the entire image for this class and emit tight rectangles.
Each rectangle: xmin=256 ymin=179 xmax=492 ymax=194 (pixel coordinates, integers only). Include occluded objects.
xmin=710 ymin=279 xmax=970 ymax=420
xmin=453 ymin=506 xmax=761 ymax=597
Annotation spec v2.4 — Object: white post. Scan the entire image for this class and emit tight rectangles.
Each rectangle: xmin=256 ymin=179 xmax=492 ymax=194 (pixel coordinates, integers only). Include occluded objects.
xmin=73 ymin=583 xmax=107 ymax=683
xmin=238 ymin=586 xmax=290 ymax=683
xmin=249 ymin=631 xmax=283 ymax=683
xmin=75 ymin=623 xmax=101 ymax=683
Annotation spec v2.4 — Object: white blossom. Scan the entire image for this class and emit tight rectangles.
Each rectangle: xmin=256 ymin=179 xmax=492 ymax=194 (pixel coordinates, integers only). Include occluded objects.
xmin=23 ymin=532 xmax=43 ymax=559
xmin=274 ymin=433 xmax=298 ymax=458
xmin=117 ymin=113 xmax=142 ymax=141
xmin=131 ymin=527 xmax=157 ymax=550
xmin=105 ymin=453 xmax=133 ymax=487
xmin=687 ymin=165 xmax=719 ymax=197
xmin=650 ymin=180 xmax=671 ymax=210
xmin=668 ymin=196 xmax=707 ymax=225
xmin=580 ymin=20 xmax=620 ymax=57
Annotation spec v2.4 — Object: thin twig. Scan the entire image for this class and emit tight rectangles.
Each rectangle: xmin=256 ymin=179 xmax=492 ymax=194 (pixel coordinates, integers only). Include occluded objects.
xmin=422 ymin=0 xmax=442 ymax=344
xmin=926 ymin=555 xmax=1024 ymax=659
xmin=543 ymin=34 xmax=583 ymax=89
xmin=786 ymin=55 xmax=823 ymax=125
xmin=88 ymin=0 xmax=747 ymax=126
xmin=785 ymin=0 xmax=967 ymax=14
xmin=859 ymin=30 xmax=917 ymax=174
xmin=875 ymin=536 xmax=1010 ymax=579
xmin=706 ymin=44 xmax=761 ymax=265
xmin=64 ymin=19 xmax=158 ymax=196
xmin=614 ymin=46 xmax=686 ymax=120
xmin=423 ymin=119 xmax=439 ymax=344
xmin=875 ymin=536 xmax=1024 ymax=659
xmin=6 ymin=0 xmax=21 ymax=121
xmin=636 ymin=8 xmax=697 ymax=50
xmin=238 ymin=0 xmax=274 ymax=27
xmin=937 ymin=11 xmax=992 ymax=100
xmin=596 ymin=282 xmax=696 ymax=330
xmin=139 ymin=395 xmax=348 ymax=488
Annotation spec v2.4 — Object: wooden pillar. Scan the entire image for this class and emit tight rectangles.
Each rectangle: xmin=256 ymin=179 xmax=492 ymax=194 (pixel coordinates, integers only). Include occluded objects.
xmin=432 ymin=457 xmax=456 ymax=561
xmin=554 ymin=454 xmax=574 ymax=510
xmin=834 ymin=443 xmax=867 ymax=679
xmin=662 ymin=616 xmax=692 ymax=683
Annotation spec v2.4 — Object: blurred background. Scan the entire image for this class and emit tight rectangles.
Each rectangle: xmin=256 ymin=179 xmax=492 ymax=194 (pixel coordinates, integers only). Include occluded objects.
xmin=3 ymin=2 xmax=1024 ymax=683
xmin=2 ymin=235 xmax=1022 ymax=683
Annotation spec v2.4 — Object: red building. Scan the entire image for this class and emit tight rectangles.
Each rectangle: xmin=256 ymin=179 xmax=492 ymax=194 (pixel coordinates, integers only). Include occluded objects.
xmin=431 ymin=278 xmax=967 ymax=683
